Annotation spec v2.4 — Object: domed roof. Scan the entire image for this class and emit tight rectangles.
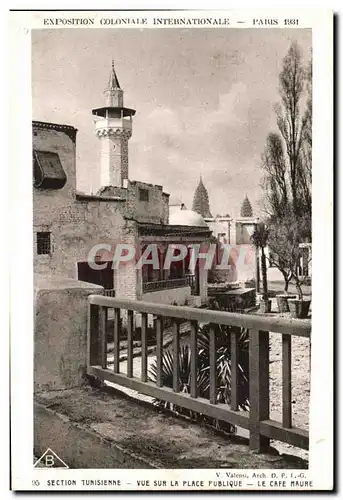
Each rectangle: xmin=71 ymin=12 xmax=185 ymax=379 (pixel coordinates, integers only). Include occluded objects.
xmin=169 ymin=209 xmax=208 ymax=228
xmin=192 ymin=177 xmax=213 ymax=218
xmin=240 ymin=195 xmax=253 ymax=218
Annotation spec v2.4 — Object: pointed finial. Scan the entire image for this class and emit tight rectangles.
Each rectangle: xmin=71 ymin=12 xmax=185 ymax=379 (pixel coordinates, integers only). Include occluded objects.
xmin=108 ymin=60 xmax=121 ymax=90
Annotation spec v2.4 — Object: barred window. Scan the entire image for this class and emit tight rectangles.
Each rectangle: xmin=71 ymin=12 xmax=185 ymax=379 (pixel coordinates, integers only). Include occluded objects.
xmin=37 ymin=232 xmax=51 ymax=255
xmin=139 ymin=188 xmax=149 ymax=202
xmin=33 ymin=150 xmax=67 ymax=190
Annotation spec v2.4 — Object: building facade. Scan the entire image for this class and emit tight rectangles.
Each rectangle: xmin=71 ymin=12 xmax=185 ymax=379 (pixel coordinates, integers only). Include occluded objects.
xmin=33 ymin=63 xmax=212 ymax=307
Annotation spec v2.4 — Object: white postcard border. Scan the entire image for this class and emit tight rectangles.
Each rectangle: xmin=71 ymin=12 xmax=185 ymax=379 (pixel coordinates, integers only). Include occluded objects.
xmin=9 ymin=9 xmax=333 ymax=491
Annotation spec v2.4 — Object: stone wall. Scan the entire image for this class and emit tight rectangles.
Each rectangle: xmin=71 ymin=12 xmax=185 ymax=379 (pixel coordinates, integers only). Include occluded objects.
xmin=33 ymin=124 xmax=81 ymax=277
xmin=33 ymin=125 xmax=128 ymax=280
xmin=34 ymin=275 xmax=103 ymax=392
xmin=115 ymin=219 xmax=139 ymax=300
xmin=142 ymin=286 xmax=191 ymax=306
xmin=125 ymin=180 xmax=169 ymax=224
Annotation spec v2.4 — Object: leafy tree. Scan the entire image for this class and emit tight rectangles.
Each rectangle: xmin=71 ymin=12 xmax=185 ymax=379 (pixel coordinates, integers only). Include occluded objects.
xmin=261 ymin=132 xmax=289 ymax=220
xmin=274 ymin=41 xmax=310 ymax=219
xmin=260 ymin=42 xmax=312 ymax=295
xmin=299 ymin=56 xmax=312 ymax=219
xmin=267 ymin=209 xmax=310 ymax=297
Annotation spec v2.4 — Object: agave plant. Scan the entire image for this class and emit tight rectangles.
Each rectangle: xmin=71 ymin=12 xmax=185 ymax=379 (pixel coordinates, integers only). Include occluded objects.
xmin=197 ymin=322 xmax=249 ymax=410
xmin=148 ymin=317 xmax=250 ymax=433
xmin=149 ymin=344 xmax=210 ymax=418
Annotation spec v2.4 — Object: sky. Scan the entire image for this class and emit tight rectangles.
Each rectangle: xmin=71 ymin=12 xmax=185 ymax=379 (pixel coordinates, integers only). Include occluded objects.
xmin=32 ymin=28 xmax=311 ymax=218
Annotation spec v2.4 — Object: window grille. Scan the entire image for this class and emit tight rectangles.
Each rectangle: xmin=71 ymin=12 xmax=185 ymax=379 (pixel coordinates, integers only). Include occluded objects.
xmin=37 ymin=232 xmax=51 ymax=255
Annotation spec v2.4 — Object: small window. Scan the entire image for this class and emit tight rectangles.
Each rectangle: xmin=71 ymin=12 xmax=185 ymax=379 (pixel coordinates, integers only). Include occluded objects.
xmin=139 ymin=188 xmax=149 ymax=202
xmin=33 ymin=150 xmax=67 ymax=190
xmin=37 ymin=232 xmax=51 ymax=255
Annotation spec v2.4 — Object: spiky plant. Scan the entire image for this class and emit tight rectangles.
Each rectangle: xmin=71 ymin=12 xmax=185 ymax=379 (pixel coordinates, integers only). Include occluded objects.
xmin=148 ymin=320 xmax=250 ymax=434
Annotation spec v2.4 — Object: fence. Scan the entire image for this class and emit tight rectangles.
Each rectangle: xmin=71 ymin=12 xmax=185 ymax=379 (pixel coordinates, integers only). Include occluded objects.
xmin=87 ymin=296 xmax=311 ymax=452
xmin=142 ymin=277 xmax=189 ymax=294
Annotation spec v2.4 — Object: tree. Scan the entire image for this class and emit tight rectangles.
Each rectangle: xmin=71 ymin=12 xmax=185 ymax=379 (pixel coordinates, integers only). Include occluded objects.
xmin=274 ymin=41 xmax=310 ymax=219
xmin=299 ymin=55 xmax=312 ymax=219
xmin=261 ymin=132 xmax=288 ymax=219
xmin=268 ymin=209 xmax=311 ymax=299
xmin=251 ymin=222 xmax=269 ymax=307
xmin=260 ymin=41 xmax=312 ymax=295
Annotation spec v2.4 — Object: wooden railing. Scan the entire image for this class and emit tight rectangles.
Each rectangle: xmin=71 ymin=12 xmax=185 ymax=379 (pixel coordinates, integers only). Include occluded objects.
xmin=185 ymin=274 xmax=195 ymax=292
xmin=104 ymin=289 xmax=116 ymax=297
xmin=142 ymin=277 xmax=189 ymax=293
xmin=87 ymin=296 xmax=311 ymax=453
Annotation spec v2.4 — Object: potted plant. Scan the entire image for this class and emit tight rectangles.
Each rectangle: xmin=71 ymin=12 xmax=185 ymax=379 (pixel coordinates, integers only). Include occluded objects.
xmin=251 ymin=222 xmax=271 ymax=313
xmin=276 ymin=293 xmax=297 ymax=313
xmin=266 ymin=211 xmax=312 ymax=318
xmin=287 ymin=272 xmax=311 ymax=319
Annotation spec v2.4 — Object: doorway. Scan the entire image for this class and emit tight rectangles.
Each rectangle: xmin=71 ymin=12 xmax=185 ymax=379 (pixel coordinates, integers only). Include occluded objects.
xmin=77 ymin=261 xmax=114 ymax=290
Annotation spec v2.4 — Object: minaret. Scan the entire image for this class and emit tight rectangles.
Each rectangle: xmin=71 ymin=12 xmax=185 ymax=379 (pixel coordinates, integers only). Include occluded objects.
xmin=240 ymin=194 xmax=253 ymax=218
xmin=92 ymin=61 xmax=136 ymax=188
xmin=192 ymin=176 xmax=213 ymax=218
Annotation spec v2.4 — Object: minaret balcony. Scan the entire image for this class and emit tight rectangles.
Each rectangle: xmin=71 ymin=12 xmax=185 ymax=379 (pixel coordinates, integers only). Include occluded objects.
xmin=94 ymin=117 xmax=132 ymax=137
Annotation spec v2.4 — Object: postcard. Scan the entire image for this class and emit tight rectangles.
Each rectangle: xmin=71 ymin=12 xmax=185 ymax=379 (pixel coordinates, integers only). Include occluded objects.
xmin=9 ymin=8 xmax=333 ymax=491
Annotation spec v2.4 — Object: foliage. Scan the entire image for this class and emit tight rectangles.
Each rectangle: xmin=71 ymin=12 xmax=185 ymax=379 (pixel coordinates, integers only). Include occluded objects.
xmin=262 ymin=41 xmax=312 ymax=223
xmin=260 ymin=41 xmax=312 ymax=296
xmin=261 ymin=132 xmax=289 ymax=220
xmin=148 ymin=311 xmax=250 ymax=434
xmin=250 ymin=221 xmax=269 ymax=250
xmin=267 ymin=208 xmax=311 ymax=298
xmin=251 ymin=222 xmax=269 ymax=303
xmin=274 ymin=41 xmax=311 ymax=219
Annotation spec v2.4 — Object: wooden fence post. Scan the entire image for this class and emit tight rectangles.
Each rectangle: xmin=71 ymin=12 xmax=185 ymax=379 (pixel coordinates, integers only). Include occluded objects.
xmin=249 ymin=329 xmax=270 ymax=452
xmin=87 ymin=303 xmax=100 ymax=367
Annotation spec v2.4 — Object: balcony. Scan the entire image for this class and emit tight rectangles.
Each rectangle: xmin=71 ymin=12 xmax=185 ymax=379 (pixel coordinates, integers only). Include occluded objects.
xmin=142 ymin=276 xmax=193 ymax=294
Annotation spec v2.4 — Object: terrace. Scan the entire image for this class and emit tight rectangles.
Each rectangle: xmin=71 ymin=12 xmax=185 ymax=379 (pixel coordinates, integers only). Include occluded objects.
xmin=34 ymin=276 xmax=311 ymax=469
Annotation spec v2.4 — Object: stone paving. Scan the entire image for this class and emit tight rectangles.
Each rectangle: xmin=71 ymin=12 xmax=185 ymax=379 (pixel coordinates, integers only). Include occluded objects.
xmin=36 ymin=387 xmax=308 ymax=469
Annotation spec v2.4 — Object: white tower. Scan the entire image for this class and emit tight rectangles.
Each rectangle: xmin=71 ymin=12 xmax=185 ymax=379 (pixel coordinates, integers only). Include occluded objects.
xmin=92 ymin=61 xmax=136 ymax=188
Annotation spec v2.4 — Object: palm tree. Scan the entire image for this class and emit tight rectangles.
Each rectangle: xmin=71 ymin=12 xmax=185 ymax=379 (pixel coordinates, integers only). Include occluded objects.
xmin=251 ymin=222 xmax=270 ymax=312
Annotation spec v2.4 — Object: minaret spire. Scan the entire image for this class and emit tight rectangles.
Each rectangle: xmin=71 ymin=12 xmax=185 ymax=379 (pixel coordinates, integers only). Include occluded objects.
xmin=192 ymin=177 xmax=212 ymax=218
xmin=108 ymin=59 xmax=121 ymax=90
xmin=102 ymin=60 xmax=123 ymax=107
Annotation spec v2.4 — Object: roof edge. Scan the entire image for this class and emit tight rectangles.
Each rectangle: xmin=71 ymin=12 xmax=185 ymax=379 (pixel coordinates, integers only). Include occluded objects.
xmin=76 ymin=192 xmax=126 ymax=202
xmin=33 ymin=121 xmax=78 ymax=143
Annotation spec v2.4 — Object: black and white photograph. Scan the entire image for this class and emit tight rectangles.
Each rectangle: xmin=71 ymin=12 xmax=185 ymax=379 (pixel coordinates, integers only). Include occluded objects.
xmin=9 ymin=9 xmax=333 ymax=492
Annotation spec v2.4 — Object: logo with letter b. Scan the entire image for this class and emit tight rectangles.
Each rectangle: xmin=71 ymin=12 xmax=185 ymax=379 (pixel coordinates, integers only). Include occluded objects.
xmin=34 ymin=448 xmax=69 ymax=469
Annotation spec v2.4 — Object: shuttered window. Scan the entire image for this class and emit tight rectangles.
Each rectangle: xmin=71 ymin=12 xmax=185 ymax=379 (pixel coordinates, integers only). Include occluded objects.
xmin=33 ymin=150 xmax=67 ymax=189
